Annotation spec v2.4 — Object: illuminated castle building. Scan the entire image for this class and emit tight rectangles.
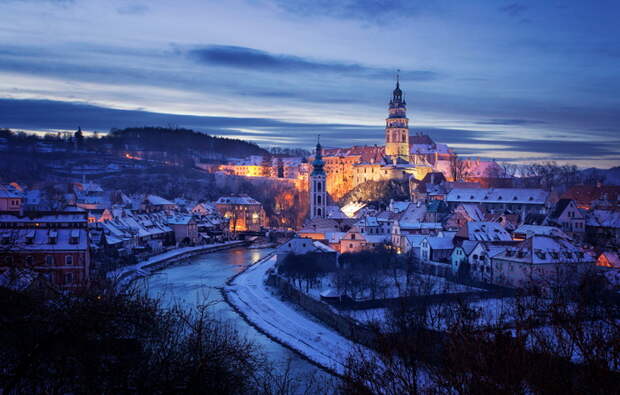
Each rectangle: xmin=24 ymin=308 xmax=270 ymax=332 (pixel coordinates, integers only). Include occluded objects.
xmin=317 ymin=77 xmax=457 ymax=201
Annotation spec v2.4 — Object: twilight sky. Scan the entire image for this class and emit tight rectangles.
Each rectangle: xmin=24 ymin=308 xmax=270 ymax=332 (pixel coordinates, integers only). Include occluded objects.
xmin=0 ymin=0 xmax=619 ymax=167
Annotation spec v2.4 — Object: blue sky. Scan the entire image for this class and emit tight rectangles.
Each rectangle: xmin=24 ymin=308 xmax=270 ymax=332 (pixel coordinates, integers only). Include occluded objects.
xmin=0 ymin=0 xmax=619 ymax=167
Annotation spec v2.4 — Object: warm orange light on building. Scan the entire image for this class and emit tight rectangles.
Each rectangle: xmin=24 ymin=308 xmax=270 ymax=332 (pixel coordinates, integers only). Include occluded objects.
xmin=124 ymin=153 xmax=143 ymax=160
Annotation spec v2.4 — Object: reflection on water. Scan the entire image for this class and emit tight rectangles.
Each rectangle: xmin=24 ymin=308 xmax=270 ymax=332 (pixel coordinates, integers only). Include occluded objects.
xmin=138 ymin=247 xmax=326 ymax=386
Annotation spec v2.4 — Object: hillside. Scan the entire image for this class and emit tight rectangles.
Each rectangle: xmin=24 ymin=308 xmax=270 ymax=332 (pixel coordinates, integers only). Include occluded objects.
xmin=580 ymin=166 xmax=620 ymax=186
xmin=338 ymin=179 xmax=409 ymax=207
xmin=106 ymin=127 xmax=269 ymax=158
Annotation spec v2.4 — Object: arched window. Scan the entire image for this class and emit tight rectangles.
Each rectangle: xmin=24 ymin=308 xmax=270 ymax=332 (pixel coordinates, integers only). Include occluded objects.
xmin=317 ymin=195 xmax=322 ymax=204
xmin=317 ymin=182 xmax=322 ymax=192
xmin=317 ymin=208 xmax=321 ymax=216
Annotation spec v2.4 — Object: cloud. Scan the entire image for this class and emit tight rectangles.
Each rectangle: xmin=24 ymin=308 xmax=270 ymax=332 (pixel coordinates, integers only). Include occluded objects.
xmin=475 ymin=118 xmax=547 ymax=126
xmin=116 ymin=4 xmax=149 ymax=15
xmin=499 ymin=2 xmax=528 ymax=17
xmin=188 ymin=45 xmax=440 ymax=80
xmin=265 ymin=0 xmax=433 ymax=23
xmin=1 ymin=98 xmax=617 ymax=166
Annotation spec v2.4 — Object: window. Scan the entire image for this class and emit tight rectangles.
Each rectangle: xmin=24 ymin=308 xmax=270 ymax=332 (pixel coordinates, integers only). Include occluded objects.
xmin=65 ymin=255 xmax=74 ymax=265
xmin=46 ymin=255 xmax=54 ymax=266
xmin=65 ymin=272 xmax=74 ymax=284
xmin=25 ymin=255 xmax=34 ymax=265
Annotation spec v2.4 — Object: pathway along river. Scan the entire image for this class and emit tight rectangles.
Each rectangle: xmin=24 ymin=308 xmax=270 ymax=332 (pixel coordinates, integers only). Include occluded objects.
xmin=137 ymin=246 xmax=326 ymax=385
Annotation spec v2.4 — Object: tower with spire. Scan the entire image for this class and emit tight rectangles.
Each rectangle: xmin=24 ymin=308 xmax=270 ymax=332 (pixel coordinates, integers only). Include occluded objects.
xmin=384 ymin=72 xmax=410 ymax=160
xmin=309 ymin=136 xmax=327 ymax=219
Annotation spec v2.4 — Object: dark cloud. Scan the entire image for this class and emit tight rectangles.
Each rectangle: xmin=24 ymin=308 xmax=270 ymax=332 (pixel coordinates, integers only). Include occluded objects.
xmin=475 ymin=119 xmax=547 ymax=126
xmin=1 ymin=98 xmax=617 ymax=165
xmin=188 ymin=45 xmax=440 ymax=80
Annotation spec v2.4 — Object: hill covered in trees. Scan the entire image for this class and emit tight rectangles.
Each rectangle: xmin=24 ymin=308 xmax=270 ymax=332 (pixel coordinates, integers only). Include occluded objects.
xmin=106 ymin=127 xmax=269 ymax=159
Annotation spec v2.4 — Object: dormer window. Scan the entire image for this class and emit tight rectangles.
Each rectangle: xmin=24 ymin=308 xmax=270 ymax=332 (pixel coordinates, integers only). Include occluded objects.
xmin=498 ymin=196 xmax=502 ymax=200
xmin=69 ymin=229 xmax=79 ymax=245
xmin=513 ymin=196 xmax=518 ymax=201
xmin=25 ymin=230 xmax=35 ymax=245
xmin=48 ymin=230 xmax=57 ymax=244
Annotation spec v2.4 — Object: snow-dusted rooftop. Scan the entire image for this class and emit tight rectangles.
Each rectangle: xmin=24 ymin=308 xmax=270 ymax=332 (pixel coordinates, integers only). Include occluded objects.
xmin=447 ymin=188 xmax=549 ymax=205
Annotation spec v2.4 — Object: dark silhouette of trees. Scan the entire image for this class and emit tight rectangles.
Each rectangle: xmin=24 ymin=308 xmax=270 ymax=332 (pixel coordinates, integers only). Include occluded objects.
xmin=278 ymin=252 xmax=334 ymax=292
xmin=340 ymin=274 xmax=620 ymax=393
xmin=0 ymin=284 xmax=327 ymax=394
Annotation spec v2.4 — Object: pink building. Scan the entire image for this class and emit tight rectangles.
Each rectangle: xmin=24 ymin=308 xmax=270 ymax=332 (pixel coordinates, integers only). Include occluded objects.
xmin=0 ymin=211 xmax=90 ymax=291
xmin=0 ymin=184 xmax=24 ymax=212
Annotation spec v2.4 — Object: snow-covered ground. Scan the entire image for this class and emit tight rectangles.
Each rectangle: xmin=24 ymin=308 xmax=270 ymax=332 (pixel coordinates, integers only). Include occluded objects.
xmin=291 ymin=271 xmax=483 ymax=304
xmin=224 ymin=255 xmax=372 ymax=375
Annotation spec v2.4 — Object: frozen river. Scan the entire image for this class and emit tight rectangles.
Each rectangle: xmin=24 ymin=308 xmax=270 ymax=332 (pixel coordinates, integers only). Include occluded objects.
xmin=137 ymin=247 xmax=326 ymax=385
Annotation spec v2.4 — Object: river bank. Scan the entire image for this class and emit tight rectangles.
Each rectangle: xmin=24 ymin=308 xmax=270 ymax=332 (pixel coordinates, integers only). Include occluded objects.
xmin=223 ymin=254 xmax=376 ymax=376
xmin=136 ymin=247 xmax=327 ymax=388
xmin=107 ymin=240 xmax=247 ymax=288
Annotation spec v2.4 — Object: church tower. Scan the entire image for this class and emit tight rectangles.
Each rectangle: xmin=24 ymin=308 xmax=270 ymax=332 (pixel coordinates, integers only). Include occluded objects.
xmin=385 ymin=74 xmax=410 ymax=160
xmin=310 ymin=136 xmax=327 ymax=219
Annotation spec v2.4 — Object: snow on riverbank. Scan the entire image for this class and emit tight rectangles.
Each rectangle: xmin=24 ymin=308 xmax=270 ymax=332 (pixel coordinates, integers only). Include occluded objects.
xmin=224 ymin=255 xmax=369 ymax=375
xmin=108 ymin=241 xmax=245 ymax=288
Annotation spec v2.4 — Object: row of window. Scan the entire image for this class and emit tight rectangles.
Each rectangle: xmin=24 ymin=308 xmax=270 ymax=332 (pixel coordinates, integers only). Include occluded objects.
xmin=4 ymin=255 xmax=75 ymax=266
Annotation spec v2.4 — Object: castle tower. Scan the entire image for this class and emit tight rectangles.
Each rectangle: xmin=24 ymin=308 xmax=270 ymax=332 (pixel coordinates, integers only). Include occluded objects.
xmin=310 ymin=136 xmax=327 ymax=219
xmin=385 ymin=74 xmax=410 ymax=160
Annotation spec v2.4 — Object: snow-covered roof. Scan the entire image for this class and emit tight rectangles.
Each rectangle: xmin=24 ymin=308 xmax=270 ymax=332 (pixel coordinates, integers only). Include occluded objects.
xmin=460 ymin=240 xmax=479 ymax=255
xmin=424 ymin=235 xmax=455 ymax=250
xmin=341 ymin=202 xmax=367 ymax=218
xmin=326 ymin=205 xmax=348 ymax=219
xmin=325 ymin=231 xmax=346 ymax=243
xmin=404 ymin=234 xmax=426 ymax=247
xmin=496 ymin=236 xmax=593 ymax=265
xmin=167 ymin=215 xmax=194 ymax=225
xmin=313 ymin=240 xmax=336 ymax=253
xmin=459 ymin=221 xmax=512 ymax=242
xmin=147 ymin=194 xmax=175 ymax=206
xmin=513 ymin=225 xmax=570 ymax=240
xmin=0 ymin=184 xmax=24 ymax=198
xmin=216 ymin=196 xmax=261 ymax=205
xmin=389 ymin=200 xmax=410 ymax=213
xmin=587 ymin=210 xmax=620 ymax=229
xmin=397 ymin=202 xmax=427 ymax=227
xmin=447 ymin=188 xmax=549 ymax=205
xmin=459 ymin=204 xmax=485 ymax=221
xmin=0 ymin=213 xmax=86 ymax=223
xmin=278 ymin=237 xmax=336 ymax=255
xmin=0 ymin=228 xmax=88 ymax=251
